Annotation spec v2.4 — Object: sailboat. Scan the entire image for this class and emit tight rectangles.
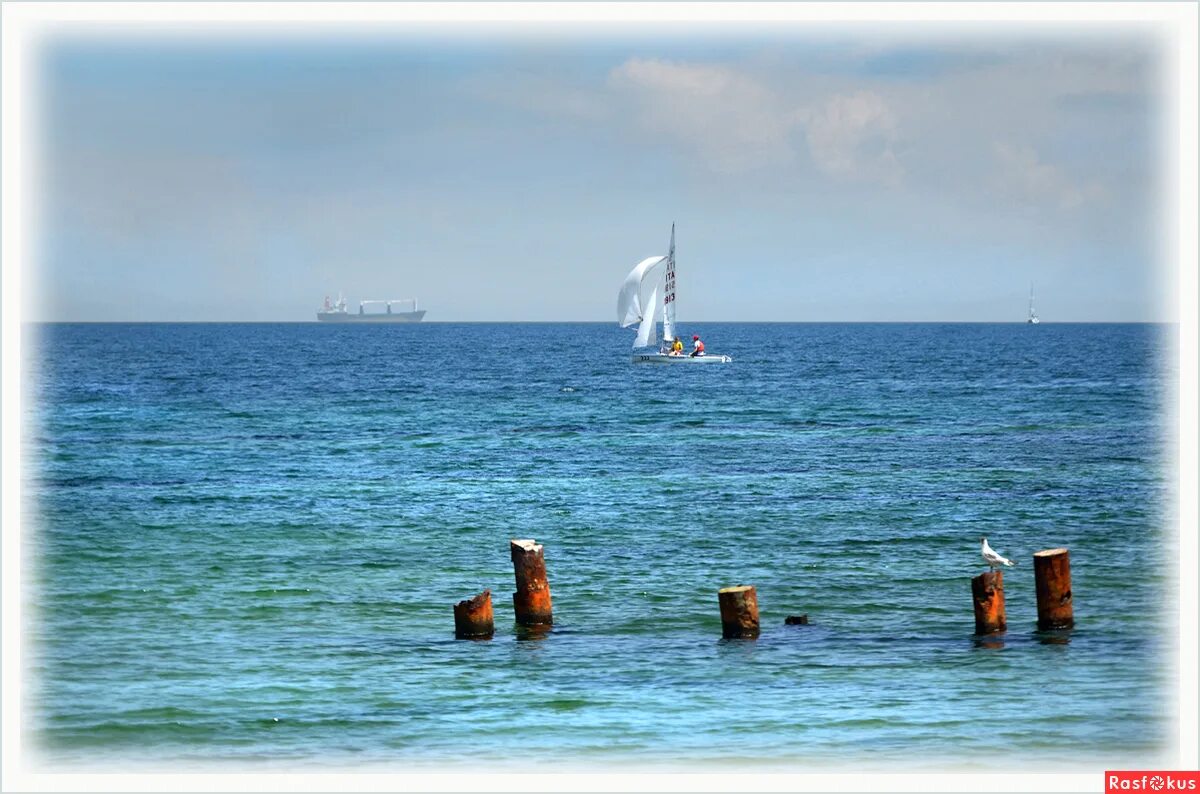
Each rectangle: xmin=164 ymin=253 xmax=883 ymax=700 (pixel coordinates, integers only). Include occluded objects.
xmin=1027 ymin=284 xmax=1040 ymax=324
xmin=617 ymin=225 xmax=731 ymax=364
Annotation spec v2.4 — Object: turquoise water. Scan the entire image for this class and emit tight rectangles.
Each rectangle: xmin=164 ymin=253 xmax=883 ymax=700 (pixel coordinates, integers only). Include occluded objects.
xmin=26 ymin=322 xmax=1177 ymax=770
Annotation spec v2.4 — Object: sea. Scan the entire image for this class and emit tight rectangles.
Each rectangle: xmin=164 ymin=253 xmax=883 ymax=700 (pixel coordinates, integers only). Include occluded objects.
xmin=23 ymin=322 xmax=1179 ymax=772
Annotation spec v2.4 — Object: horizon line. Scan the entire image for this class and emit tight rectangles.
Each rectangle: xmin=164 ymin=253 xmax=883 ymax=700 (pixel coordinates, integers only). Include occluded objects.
xmin=24 ymin=319 xmax=1175 ymax=325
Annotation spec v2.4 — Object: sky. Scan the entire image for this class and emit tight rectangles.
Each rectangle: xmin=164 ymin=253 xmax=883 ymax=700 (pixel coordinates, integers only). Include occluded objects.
xmin=32 ymin=25 xmax=1172 ymax=322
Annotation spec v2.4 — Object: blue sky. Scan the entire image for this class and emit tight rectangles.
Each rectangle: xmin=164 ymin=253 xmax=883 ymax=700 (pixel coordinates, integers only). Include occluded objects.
xmin=35 ymin=29 xmax=1169 ymax=321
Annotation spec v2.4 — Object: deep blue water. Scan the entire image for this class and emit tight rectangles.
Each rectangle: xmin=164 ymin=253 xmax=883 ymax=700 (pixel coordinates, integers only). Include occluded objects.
xmin=26 ymin=322 xmax=1177 ymax=770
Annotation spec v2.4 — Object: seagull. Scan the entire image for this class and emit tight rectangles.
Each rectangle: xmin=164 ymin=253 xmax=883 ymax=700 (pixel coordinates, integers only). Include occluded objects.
xmin=980 ymin=537 xmax=1016 ymax=571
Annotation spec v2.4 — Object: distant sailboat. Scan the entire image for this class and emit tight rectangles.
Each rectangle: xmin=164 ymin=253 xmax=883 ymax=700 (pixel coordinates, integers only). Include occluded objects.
xmin=616 ymin=225 xmax=731 ymax=364
xmin=1028 ymin=284 xmax=1040 ymax=324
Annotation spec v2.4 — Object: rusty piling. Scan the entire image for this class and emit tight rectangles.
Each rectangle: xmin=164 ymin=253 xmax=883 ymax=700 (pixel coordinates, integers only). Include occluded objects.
xmin=718 ymin=585 xmax=760 ymax=639
xmin=971 ymin=570 xmax=1007 ymax=635
xmin=510 ymin=539 xmax=552 ymax=627
xmin=453 ymin=589 xmax=494 ymax=639
xmin=1033 ymin=548 xmax=1074 ymax=630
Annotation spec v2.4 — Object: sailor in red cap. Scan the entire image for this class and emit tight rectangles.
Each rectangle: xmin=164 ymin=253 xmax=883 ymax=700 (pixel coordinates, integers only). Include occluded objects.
xmin=690 ymin=334 xmax=705 ymax=358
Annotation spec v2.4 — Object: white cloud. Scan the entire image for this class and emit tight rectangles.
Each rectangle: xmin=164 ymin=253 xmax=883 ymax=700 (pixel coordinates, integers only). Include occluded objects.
xmin=607 ymin=57 xmax=801 ymax=174
xmin=496 ymin=48 xmax=1149 ymax=202
xmin=606 ymin=59 xmax=909 ymax=186
xmin=993 ymin=142 xmax=1107 ymax=210
xmin=803 ymin=91 xmax=903 ymax=185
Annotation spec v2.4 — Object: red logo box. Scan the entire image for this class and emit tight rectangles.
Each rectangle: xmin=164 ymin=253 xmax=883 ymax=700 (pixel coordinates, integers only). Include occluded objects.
xmin=1107 ymin=772 xmax=1200 ymax=792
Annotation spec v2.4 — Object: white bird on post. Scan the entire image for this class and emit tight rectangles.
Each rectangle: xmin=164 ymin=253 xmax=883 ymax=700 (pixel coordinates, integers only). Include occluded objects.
xmin=981 ymin=537 xmax=1017 ymax=571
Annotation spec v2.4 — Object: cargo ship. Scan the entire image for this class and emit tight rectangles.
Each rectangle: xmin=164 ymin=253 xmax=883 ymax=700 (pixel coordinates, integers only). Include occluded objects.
xmin=316 ymin=293 xmax=426 ymax=323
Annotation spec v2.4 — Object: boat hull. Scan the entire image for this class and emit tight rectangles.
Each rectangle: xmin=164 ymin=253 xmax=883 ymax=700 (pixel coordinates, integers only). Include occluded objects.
xmin=632 ymin=352 xmax=732 ymax=364
xmin=317 ymin=311 xmax=426 ymax=323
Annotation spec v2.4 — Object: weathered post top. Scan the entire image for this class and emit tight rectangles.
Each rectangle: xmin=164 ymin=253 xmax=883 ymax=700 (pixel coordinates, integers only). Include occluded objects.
xmin=453 ymin=589 xmax=495 ymax=639
xmin=1033 ymin=547 xmax=1074 ymax=631
xmin=717 ymin=585 xmax=760 ymax=639
xmin=510 ymin=538 xmax=552 ymax=627
xmin=971 ymin=570 xmax=1007 ymax=635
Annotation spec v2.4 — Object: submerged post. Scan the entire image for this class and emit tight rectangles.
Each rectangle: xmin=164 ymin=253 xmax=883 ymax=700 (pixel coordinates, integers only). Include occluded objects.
xmin=510 ymin=539 xmax=552 ymax=627
xmin=718 ymin=585 xmax=760 ymax=639
xmin=454 ymin=590 xmax=495 ymax=639
xmin=971 ymin=571 xmax=1007 ymax=635
xmin=1033 ymin=548 xmax=1074 ymax=630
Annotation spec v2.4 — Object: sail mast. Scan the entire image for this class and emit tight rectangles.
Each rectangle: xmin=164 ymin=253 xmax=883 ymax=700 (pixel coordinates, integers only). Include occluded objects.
xmin=662 ymin=224 xmax=677 ymax=346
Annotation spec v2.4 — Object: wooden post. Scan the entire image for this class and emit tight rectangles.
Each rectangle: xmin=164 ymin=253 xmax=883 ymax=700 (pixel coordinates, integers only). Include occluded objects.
xmin=718 ymin=585 xmax=760 ymax=639
xmin=1034 ymin=548 xmax=1074 ymax=630
xmin=453 ymin=590 xmax=494 ymax=639
xmin=971 ymin=571 xmax=1006 ymax=635
xmin=511 ymin=539 xmax=552 ymax=627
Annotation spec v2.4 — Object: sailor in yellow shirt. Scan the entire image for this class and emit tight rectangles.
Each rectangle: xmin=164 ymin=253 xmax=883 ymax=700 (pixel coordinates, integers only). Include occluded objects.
xmin=671 ymin=337 xmax=684 ymax=356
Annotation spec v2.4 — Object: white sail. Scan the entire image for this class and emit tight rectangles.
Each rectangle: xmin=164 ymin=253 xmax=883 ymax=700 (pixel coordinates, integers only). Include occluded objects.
xmin=617 ymin=255 xmax=667 ymax=328
xmin=616 ymin=225 xmax=730 ymax=362
xmin=662 ymin=224 xmax=677 ymax=344
xmin=634 ymin=283 xmax=660 ymax=348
